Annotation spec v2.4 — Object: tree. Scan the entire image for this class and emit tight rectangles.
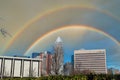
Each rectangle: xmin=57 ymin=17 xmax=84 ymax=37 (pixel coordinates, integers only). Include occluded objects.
xmin=50 ymin=37 xmax=64 ymax=75
xmin=0 ymin=28 xmax=12 ymax=38
xmin=64 ymin=62 xmax=73 ymax=76
xmin=72 ymin=64 xmax=81 ymax=75
xmin=29 ymin=68 xmax=37 ymax=77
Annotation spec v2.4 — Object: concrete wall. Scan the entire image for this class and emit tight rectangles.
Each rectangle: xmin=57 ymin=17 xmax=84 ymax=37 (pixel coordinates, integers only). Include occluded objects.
xmin=0 ymin=56 xmax=42 ymax=78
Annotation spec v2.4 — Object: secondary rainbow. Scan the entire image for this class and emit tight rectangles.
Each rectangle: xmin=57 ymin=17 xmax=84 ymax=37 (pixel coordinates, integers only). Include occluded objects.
xmin=5 ymin=5 xmax=120 ymax=53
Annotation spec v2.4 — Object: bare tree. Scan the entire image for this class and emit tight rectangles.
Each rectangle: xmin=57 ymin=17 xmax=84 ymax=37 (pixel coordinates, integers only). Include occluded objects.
xmin=0 ymin=28 xmax=12 ymax=38
xmin=72 ymin=64 xmax=81 ymax=75
xmin=50 ymin=37 xmax=64 ymax=75
xmin=29 ymin=68 xmax=37 ymax=77
xmin=64 ymin=62 xmax=73 ymax=76
xmin=72 ymin=63 xmax=94 ymax=75
xmin=4 ymin=70 xmax=9 ymax=77
xmin=1 ymin=67 xmax=10 ymax=77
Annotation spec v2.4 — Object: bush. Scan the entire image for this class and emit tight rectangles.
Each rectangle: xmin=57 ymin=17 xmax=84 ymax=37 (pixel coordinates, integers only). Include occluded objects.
xmin=1 ymin=74 xmax=120 ymax=80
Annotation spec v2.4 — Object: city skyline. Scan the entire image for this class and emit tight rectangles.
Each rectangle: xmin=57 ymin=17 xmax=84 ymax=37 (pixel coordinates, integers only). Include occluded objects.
xmin=0 ymin=0 xmax=120 ymax=70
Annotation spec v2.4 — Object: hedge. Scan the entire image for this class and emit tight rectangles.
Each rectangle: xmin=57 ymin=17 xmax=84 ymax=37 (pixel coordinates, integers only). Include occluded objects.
xmin=1 ymin=74 xmax=120 ymax=80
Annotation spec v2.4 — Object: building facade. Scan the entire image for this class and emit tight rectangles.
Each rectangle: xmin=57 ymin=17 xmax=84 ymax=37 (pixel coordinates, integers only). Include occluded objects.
xmin=74 ymin=49 xmax=107 ymax=74
xmin=39 ymin=51 xmax=52 ymax=76
xmin=108 ymin=68 xmax=120 ymax=74
xmin=32 ymin=52 xmax=40 ymax=58
xmin=0 ymin=56 xmax=42 ymax=78
xmin=53 ymin=37 xmax=64 ymax=75
xmin=64 ymin=62 xmax=73 ymax=75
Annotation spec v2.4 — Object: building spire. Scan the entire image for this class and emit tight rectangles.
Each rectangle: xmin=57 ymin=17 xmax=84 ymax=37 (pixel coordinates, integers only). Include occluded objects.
xmin=55 ymin=36 xmax=63 ymax=43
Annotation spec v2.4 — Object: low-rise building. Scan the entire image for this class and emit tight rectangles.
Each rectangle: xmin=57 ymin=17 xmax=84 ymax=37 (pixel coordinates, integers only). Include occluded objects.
xmin=0 ymin=56 xmax=42 ymax=78
xmin=64 ymin=62 xmax=73 ymax=75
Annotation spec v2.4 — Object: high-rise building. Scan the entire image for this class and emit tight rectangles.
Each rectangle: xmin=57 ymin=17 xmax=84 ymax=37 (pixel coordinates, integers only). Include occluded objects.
xmin=74 ymin=49 xmax=107 ymax=74
xmin=52 ymin=36 xmax=64 ymax=75
xmin=40 ymin=51 xmax=52 ymax=76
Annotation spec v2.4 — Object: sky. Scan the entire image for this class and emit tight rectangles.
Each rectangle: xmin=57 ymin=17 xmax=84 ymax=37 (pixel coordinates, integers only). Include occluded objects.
xmin=0 ymin=0 xmax=120 ymax=69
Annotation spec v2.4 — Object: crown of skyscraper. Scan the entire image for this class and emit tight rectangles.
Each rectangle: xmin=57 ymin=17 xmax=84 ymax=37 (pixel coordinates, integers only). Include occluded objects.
xmin=55 ymin=36 xmax=63 ymax=43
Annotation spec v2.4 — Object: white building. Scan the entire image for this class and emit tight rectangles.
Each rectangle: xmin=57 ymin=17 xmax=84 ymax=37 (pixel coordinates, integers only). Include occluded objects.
xmin=0 ymin=56 xmax=42 ymax=78
xmin=74 ymin=49 xmax=107 ymax=74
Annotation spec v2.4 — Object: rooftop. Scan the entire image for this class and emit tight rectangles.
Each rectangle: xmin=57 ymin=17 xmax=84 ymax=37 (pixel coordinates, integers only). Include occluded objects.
xmin=55 ymin=36 xmax=63 ymax=43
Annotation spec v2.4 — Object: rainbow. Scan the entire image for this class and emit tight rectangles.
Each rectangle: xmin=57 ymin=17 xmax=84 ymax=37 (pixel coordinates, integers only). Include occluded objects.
xmin=5 ymin=5 xmax=120 ymax=53
xmin=24 ymin=25 xmax=120 ymax=55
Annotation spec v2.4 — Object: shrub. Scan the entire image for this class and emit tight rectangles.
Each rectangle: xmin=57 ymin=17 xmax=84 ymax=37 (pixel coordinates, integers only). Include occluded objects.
xmin=1 ymin=74 xmax=120 ymax=80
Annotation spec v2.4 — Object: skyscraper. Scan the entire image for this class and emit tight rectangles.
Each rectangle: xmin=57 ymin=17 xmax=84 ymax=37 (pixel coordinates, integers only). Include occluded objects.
xmin=55 ymin=37 xmax=63 ymax=65
xmin=74 ymin=49 xmax=107 ymax=74
xmin=39 ymin=51 xmax=52 ymax=76
xmin=52 ymin=37 xmax=64 ymax=75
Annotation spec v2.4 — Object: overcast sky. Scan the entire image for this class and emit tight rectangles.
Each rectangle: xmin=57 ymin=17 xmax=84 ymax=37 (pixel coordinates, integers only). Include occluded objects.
xmin=0 ymin=0 xmax=120 ymax=69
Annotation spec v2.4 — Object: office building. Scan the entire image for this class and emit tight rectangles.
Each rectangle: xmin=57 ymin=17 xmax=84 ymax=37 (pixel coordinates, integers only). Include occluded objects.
xmin=64 ymin=62 xmax=73 ymax=75
xmin=32 ymin=52 xmax=40 ymax=58
xmin=39 ymin=51 xmax=52 ymax=76
xmin=74 ymin=49 xmax=107 ymax=74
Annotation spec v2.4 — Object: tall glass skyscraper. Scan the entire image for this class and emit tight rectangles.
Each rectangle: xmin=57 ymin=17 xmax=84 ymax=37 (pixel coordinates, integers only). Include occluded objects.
xmin=53 ymin=36 xmax=64 ymax=75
